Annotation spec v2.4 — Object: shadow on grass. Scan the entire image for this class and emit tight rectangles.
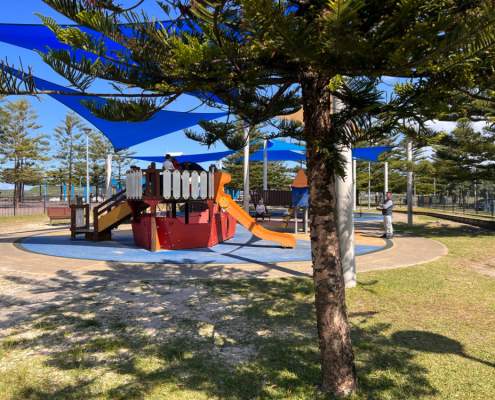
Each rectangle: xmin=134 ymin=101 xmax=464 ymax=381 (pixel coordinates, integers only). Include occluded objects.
xmin=1 ymin=267 xmax=487 ymax=399
xmin=392 ymin=219 xmax=491 ymax=239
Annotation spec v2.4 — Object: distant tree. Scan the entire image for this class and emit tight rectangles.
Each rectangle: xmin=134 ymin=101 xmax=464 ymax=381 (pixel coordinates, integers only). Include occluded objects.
xmin=46 ymin=166 xmax=67 ymax=200
xmin=53 ymin=113 xmax=85 ymax=200
xmin=222 ymin=155 xmax=293 ymax=191
xmin=112 ymin=148 xmax=134 ymax=189
xmin=88 ymin=130 xmax=113 ymax=199
xmin=0 ymin=100 xmax=49 ymax=203
xmin=433 ymin=119 xmax=495 ymax=199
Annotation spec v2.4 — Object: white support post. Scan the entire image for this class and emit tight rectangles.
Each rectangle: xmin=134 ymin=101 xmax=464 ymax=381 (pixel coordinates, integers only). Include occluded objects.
xmin=384 ymin=161 xmax=389 ymax=194
xmin=304 ymin=208 xmax=308 ymax=234
xmin=263 ymin=139 xmax=268 ymax=191
xmin=84 ymin=129 xmax=90 ymax=204
xmin=407 ymin=140 xmax=413 ymax=226
xmin=352 ymin=158 xmax=357 ymax=211
xmin=294 ymin=207 xmax=298 ymax=233
xmin=337 ymin=145 xmax=357 ymax=288
xmin=105 ymin=153 xmax=113 ymax=200
xmin=243 ymin=127 xmax=250 ymax=212
xmin=367 ymin=161 xmax=371 ymax=209
xmin=333 ymin=96 xmax=356 ymax=288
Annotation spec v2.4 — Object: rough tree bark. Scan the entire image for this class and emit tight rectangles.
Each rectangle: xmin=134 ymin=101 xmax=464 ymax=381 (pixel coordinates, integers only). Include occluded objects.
xmin=300 ymin=71 xmax=357 ymax=397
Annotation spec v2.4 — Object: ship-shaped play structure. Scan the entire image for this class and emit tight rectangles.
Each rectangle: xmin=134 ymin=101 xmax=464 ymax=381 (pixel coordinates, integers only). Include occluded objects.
xmin=70 ymin=164 xmax=296 ymax=251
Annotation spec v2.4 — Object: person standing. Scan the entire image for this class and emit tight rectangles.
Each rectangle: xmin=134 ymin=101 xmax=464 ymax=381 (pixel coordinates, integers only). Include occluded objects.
xmin=377 ymin=191 xmax=394 ymax=239
xmin=163 ymin=154 xmax=175 ymax=171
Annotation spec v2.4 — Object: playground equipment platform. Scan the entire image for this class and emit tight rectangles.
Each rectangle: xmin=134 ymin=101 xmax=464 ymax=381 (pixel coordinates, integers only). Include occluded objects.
xmin=70 ymin=165 xmax=295 ymax=251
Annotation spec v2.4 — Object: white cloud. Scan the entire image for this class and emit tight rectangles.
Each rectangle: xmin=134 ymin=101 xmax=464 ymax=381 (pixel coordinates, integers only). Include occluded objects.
xmin=425 ymin=120 xmax=487 ymax=133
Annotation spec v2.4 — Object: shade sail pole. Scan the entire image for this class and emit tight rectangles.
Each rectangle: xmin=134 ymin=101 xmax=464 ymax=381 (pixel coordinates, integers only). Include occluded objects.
xmin=384 ymin=161 xmax=389 ymax=193
xmin=243 ymin=127 xmax=250 ymax=212
xmin=367 ymin=162 xmax=371 ymax=209
xmin=407 ymin=140 xmax=413 ymax=226
xmin=83 ymin=128 xmax=91 ymax=204
xmin=352 ymin=158 xmax=357 ymax=211
xmin=263 ymin=139 xmax=268 ymax=191
xmin=334 ymin=96 xmax=356 ymax=288
xmin=105 ymin=153 xmax=113 ymax=200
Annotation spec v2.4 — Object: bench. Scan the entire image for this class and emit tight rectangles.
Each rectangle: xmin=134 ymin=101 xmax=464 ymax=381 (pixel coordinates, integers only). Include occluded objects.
xmin=47 ymin=206 xmax=71 ymax=224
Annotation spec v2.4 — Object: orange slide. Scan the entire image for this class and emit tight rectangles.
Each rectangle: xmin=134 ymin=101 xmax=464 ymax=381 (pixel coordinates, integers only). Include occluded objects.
xmin=214 ymin=172 xmax=296 ymax=248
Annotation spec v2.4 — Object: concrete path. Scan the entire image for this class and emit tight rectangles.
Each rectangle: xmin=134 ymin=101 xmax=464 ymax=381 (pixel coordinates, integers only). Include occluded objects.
xmin=0 ymin=216 xmax=447 ymax=281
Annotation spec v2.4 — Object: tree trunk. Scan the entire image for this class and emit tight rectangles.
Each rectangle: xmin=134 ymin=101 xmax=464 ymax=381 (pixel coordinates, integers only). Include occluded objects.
xmin=301 ymin=72 xmax=357 ymax=397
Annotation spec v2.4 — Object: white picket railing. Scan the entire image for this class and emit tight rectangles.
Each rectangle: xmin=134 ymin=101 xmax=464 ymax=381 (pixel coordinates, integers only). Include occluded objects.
xmin=126 ymin=170 xmax=143 ymax=200
xmin=125 ymin=169 xmax=214 ymax=201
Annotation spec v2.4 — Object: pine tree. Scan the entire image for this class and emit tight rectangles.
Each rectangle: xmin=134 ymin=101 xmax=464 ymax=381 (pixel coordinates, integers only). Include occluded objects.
xmin=0 ymin=99 xmax=49 ymax=203
xmin=53 ymin=113 xmax=85 ymax=201
xmin=433 ymin=119 xmax=495 ymax=197
xmin=113 ymin=148 xmax=135 ymax=190
xmin=7 ymin=1 xmax=495 ymax=395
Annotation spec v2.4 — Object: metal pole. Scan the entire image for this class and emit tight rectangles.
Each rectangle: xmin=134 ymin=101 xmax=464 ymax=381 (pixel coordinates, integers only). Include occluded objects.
xmin=105 ymin=153 xmax=113 ymax=199
xmin=243 ymin=126 xmax=250 ymax=212
xmin=407 ymin=140 xmax=413 ymax=225
xmin=263 ymin=138 xmax=268 ymax=191
xmin=384 ymin=161 xmax=389 ymax=194
xmin=84 ymin=129 xmax=90 ymax=204
xmin=352 ymin=158 xmax=357 ymax=211
xmin=367 ymin=161 xmax=371 ymax=209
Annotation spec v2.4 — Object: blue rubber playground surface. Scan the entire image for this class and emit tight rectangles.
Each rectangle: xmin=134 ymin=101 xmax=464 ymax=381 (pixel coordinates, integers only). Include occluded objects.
xmin=19 ymin=224 xmax=385 ymax=265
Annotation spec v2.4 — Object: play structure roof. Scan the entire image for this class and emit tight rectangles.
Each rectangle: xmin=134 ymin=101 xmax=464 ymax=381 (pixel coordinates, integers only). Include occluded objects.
xmin=7 ymin=66 xmax=226 ymax=151
xmin=291 ymin=169 xmax=308 ymax=188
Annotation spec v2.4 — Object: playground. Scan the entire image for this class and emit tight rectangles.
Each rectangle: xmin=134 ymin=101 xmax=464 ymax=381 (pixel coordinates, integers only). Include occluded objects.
xmin=0 ymin=2 xmax=494 ymax=399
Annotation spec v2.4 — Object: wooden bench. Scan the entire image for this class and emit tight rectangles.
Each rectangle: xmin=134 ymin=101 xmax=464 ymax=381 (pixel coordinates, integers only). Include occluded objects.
xmin=47 ymin=206 xmax=71 ymax=224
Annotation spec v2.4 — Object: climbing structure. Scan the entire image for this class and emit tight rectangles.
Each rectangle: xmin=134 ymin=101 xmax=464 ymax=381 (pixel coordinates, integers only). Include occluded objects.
xmin=71 ymin=164 xmax=296 ymax=251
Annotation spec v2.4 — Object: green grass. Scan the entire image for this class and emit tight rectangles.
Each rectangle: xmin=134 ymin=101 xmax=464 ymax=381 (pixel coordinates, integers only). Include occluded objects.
xmin=395 ymin=206 xmax=495 ymax=222
xmin=0 ymin=214 xmax=49 ymax=226
xmin=0 ymin=216 xmax=494 ymax=399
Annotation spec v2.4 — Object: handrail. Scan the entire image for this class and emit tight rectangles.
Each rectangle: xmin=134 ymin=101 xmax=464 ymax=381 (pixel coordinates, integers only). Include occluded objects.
xmin=93 ymin=190 xmax=127 ymax=233
xmin=96 ymin=189 xmax=127 ymax=212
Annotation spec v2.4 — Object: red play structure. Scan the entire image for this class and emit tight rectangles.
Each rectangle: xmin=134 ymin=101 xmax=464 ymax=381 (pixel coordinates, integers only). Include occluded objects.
xmin=71 ymin=164 xmax=295 ymax=251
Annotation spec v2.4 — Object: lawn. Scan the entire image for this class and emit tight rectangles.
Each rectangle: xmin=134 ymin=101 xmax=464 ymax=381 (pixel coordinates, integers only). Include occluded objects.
xmin=0 ymin=216 xmax=493 ymax=399
xmin=0 ymin=214 xmax=48 ymax=226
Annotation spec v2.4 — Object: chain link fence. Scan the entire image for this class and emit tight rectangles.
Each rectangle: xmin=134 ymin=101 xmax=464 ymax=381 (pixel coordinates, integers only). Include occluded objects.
xmin=358 ymin=192 xmax=495 ymax=219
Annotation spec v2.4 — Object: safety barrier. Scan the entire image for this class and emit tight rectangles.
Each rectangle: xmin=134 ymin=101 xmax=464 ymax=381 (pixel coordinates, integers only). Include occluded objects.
xmin=126 ymin=170 xmax=143 ymax=200
xmin=125 ymin=166 xmax=215 ymax=201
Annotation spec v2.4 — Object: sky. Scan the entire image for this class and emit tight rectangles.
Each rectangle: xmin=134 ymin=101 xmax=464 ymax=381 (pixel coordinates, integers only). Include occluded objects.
xmin=0 ymin=1 xmax=487 ymax=190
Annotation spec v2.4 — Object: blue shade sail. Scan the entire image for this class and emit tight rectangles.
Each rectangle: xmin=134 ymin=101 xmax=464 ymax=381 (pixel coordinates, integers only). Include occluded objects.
xmin=6 ymin=66 xmax=227 ymax=150
xmin=131 ymin=146 xmax=393 ymax=164
xmin=0 ymin=23 xmax=130 ymax=64
xmin=249 ymin=149 xmax=305 ymax=162
xmin=353 ymin=146 xmax=393 ymax=162
xmin=134 ymin=150 xmax=235 ymax=164
xmin=0 ymin=22 xmax=226 ymax=105
xmin=267 ymin=140 xmax=305 ymax=152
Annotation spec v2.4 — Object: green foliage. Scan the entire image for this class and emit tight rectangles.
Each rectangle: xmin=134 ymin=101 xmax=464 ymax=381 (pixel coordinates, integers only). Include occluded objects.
xmin=222 ymin=155 xmax=293 ymax=190
xmin=112 ymin=147 xmax=134 ymax=185
xmin=433 ymin=119 xmax=495 ymax=190
xmin=0 ymin=99 xmax=49 ymax=200
xmin=53 ymin=113 xmax=86 ymax=193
